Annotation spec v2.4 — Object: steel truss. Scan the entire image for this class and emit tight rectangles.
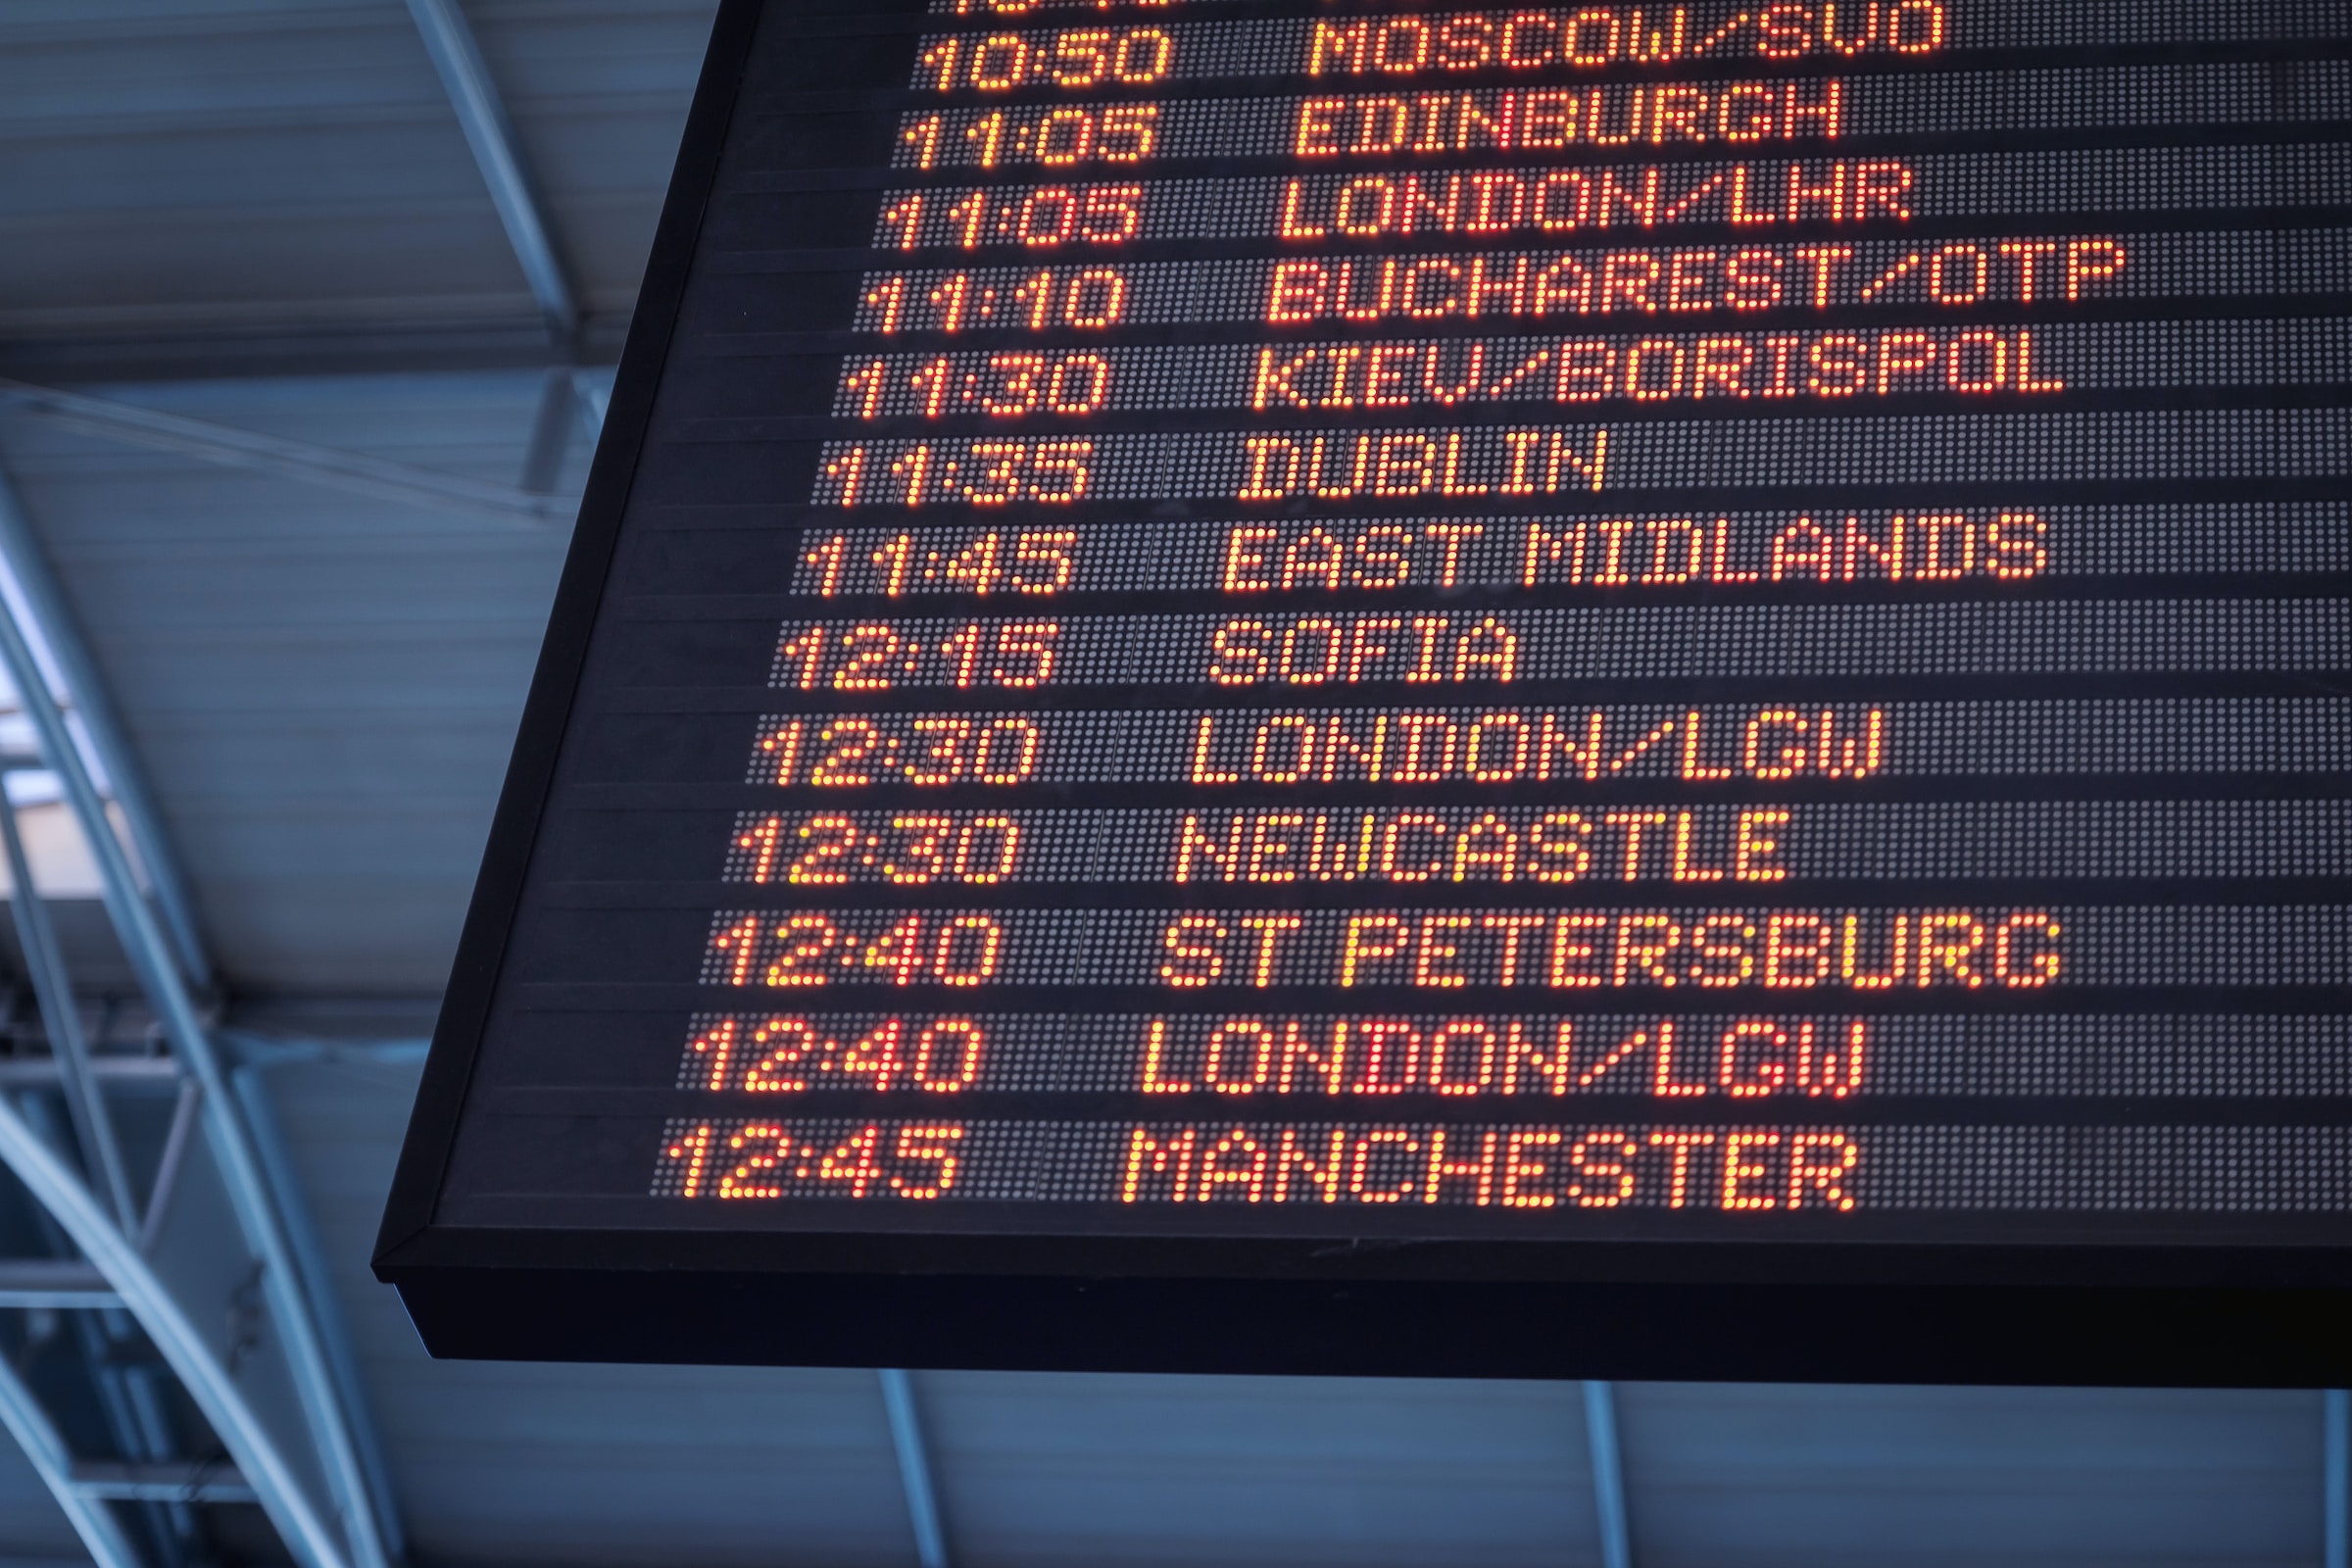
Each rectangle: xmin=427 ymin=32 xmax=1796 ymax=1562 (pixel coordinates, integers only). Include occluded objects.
xmin=0 ymin=466 xmax=402 ymax=1568
xmin=0 ymin=6 xmax=592 ymax=1560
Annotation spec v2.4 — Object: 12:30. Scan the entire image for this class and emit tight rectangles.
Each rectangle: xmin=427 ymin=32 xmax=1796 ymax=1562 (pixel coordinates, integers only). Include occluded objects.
xmin=731 ymin=812 xmax=1021 ymax=886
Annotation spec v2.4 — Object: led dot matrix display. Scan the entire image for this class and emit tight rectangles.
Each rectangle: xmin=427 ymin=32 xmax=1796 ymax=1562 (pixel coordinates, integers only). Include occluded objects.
xmin=375 ymin=0 xmax=2352 ymax=1383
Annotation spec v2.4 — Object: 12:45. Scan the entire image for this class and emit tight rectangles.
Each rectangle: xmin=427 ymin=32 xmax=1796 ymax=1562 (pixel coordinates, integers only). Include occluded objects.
xmin=665 ymin=1121 xmax=967 ymax=1200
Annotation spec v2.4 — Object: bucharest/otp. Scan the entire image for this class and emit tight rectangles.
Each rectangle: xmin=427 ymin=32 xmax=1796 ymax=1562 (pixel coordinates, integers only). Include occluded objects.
xmin=1260 ymin=239 xmax=2125 ymax=322
xmin=846 ymin=237 xmax=2130 ymax=337
xmin=1117 ymin=1122 xmax=1863 ymax=1212
xmin=1135 ymin=1015 xmax=1866 ymax=1100
xmin=1157 ymin=908 xmax=2062 ymax=991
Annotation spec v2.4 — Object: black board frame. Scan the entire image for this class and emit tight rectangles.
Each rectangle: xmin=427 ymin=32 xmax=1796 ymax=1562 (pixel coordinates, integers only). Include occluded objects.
xmin=372 ymin=0 xmax=2352 ymax=1385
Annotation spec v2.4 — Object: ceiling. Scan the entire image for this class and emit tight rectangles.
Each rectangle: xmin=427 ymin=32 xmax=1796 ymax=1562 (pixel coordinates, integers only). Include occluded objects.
xmin=0 ymin=3 xmax=2335 ymax=1565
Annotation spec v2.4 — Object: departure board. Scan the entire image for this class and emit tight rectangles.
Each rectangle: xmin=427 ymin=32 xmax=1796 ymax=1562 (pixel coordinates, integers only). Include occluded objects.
xmin=375 ymin=0 xmax=2352 ymax=1384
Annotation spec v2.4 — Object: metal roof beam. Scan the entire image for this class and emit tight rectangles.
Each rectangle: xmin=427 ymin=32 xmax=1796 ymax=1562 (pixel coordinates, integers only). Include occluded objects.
xmin=0 ymin=1258 xmax=120 ymax=1307
xmin=0 ymin=379 xmax=568 ymax=525
xmin=404 ymin=0 xmax=580 ymax=345
xmin=70 ymin=1461 xmax=259 ymax=1506
xmin=0 ymin=316 xmax=627 ymax=387
xmin=0 ymin=1056 xmax=180 ymax=1087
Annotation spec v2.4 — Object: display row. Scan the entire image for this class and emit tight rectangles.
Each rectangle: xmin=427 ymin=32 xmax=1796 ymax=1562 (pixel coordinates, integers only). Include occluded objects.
xmin=817 ymin=318 xmax=2345 ymax=423
xmin=838 ymin=234 xmax=2184 ymax=336
xmin=665 ymin=902 xmax=2342 ymax=995
xmin=806 ymin=408 xmax=2352 ymax=506
xmin=904 ymin=3 xmax=2342 ymax=86
xmin=847 ymin=148 xmax=2352 ymax=252
xmin=723 ymin=700 xmax=2351 ymax=791
xmin=703 ymin=800 xmax=2352 ymax=888
xmin=752 ymin=602 xmax=2351 ymax=690
xmin=651 ymin=1008 xmax=2352 ymax=1099
xmin=885 ymin=69 xmax=2351 ymax=173
xmin=644 ymin=1113 xmax=2352 ymax=1220
xmin=782 ymin=506 xmax=2341 ymax=599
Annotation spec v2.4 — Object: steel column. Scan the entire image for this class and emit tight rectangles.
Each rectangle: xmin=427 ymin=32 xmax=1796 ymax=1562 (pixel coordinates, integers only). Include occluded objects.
xmin=0 ymin=570 xmax=395 ymax=1568
xmin=517 ymin=369 xmax=576 ymax=495
xmin=403 ymin=0 xmax=581 ymax=343
xmin=569 ymin=370 xmax=610 ymax=437
xmin=1582 ymin=1381 xmax=1635 ymax=1568
xmin=2327 ymin=1390 xmax=2347 ymax=1568
xmin=0 ymin=1260 xmax=120 ymax=1308
xmin=232 ymin=1068 xmax=406 ymax=1565
xmin=879 ymin=1368 xmax=951 ymax=1568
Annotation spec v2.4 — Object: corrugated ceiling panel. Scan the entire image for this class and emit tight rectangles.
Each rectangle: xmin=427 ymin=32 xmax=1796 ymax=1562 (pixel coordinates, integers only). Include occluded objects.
xmin=918 ymin=1370 xmax=1600 ymax=1568
xmin=0 ymin=372 xmax=576 ymax=993
xmin=0 ymin=1 xmax=516 ymax=337
xmin=262 ymin=1055 xmax=922 ymax=1568
xmin=0 ymin=0 xmax=707 ymax=344
xmin=1617 ymin=1380 xmax=2321 ymax=1568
